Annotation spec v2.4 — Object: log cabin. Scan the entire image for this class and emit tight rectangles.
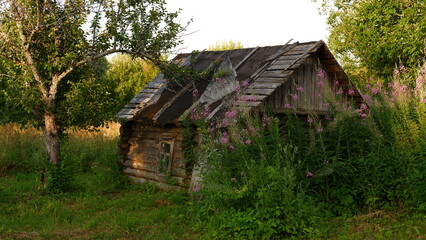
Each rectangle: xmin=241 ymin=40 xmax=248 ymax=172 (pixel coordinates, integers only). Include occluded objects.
xmin=116 ymin=40 xmax=362 ymax=191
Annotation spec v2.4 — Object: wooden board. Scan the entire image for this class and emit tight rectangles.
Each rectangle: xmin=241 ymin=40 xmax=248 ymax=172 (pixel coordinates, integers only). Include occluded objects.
xmin=259 ymin=70 xmax=286 ymax=78
xmin=251 ymin=82 xmax=281 ymax=89
xmin=239 ymin=95 xmax=268 ymax=101
xmin=243 ymin=88 xmax=276 ymax=96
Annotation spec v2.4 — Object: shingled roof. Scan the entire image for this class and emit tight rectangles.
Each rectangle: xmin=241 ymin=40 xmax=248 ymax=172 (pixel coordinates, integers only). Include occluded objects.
xmin=116 ymin=40 xmax=361 ymax=124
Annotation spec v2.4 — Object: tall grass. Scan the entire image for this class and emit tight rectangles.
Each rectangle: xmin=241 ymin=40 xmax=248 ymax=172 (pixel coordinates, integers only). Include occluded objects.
xmin=0 ymin=122 xmax=206 ymax=239
xmin=191 ymin=64 xmax=426 ymax=239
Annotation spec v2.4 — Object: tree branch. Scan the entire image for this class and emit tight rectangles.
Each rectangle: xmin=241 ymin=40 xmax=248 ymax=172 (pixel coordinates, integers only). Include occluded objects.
xmin=6 ymin=0 xmax=49 ymax=101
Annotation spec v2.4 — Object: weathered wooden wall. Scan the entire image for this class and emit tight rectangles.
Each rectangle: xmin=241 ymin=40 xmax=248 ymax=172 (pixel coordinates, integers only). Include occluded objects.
xmin=266 ymin=54 xmax=336 ymax=113
xmin=119 ymin=122 xmax=188 ymax=190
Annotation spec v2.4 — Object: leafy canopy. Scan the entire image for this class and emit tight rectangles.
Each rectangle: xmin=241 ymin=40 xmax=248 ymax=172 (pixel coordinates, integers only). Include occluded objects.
xmin=0 ymin=0 xmax=186 ymax=129
xmin=318 ymin=0 xmax=426 ymax=82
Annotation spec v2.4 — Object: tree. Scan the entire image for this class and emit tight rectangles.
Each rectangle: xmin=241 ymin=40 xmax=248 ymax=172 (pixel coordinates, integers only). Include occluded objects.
xmin=106 ymin=53 xmax=159 ymax=114
xmin=207 ymin=40 xmax=244 ymax=51
xmin=318 ymin=0 xmax=426 ymax=82
xmin=0 ymin=0 xmax=186 ymax=167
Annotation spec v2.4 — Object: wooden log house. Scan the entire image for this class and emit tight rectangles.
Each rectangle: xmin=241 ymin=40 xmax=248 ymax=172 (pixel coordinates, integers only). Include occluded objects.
xmin=116 ymin=40 xmax=362 ymax=191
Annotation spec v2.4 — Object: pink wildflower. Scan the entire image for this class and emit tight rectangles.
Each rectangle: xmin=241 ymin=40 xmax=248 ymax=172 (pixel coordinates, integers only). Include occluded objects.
xmin=228 ymin=145 xmax=235 ymax=150
xmin=317 ymin=68 xmax=326 ymax=79
xmin=245 ymin=139 xmax=251 ymax=145
xmin=307 ymin=118 xmax=313 ymax=124
xmin=283 ymin=103 xmax=291 ymax=109
xmin=214 ymin=78 xmax=223 ymax=83
xmin=222 ymin=132 xmax=228 ymax=136
xmin=348 ymin=89 xmax=355 ymax=95
xmin=317 ymin=93 xmax=321 ymax=97
xmin=225 ymin=110 xmax=238 ymax=118
xmin=334 ymin=80 xmax=340 ymax=86
xmin=219 ymin=137 xmax=229 ymax=144
xmin=371 ymin=88 xmax=379 ymax=95
xmin=234 ymin=85 xmax=241 ymax=92
xmin=292 ymin=94 xmax=299 ymax=100
xmin=243 ymin=81 xmax=250 ymax=87
xmin=360 ymin=103 xmax=368 ymax=110
xmin=393 ymin=68 xmax=400 ymax=76
xmin=202 ymin=107 xmax=211 ymax=116
xmin=317 ymin=80 xmax=324 ymax=87
xmin=296 ymin=86 xmax=304 ymax=92
xmin=336 ymin=90 xmax=343 ymax=94
xmin=325 ymin=115 xmax=330 ymax=120
xmin=360 ymin=113 xmax=367 ymax=118
xmin=316 ymin=128 xmax=324 ymax=133
xmin=306 ymin=172 xmax=314 ymax=177
xmin=231 ymin=177 xmax=237 ymax=181
xmin=400 ymin=65 xmax=406 ymax=71
xmin=192 ymin=89 xmax=199 ymax=97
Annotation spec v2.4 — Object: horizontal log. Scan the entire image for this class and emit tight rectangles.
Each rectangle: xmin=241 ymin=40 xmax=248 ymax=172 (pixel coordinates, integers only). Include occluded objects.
xmin=123 ymin=160 xmax=158 ymax=172
xmin=171 ymin=167 xmax=187 ymax=178
xmin=123 ymin=167 xmax=185 ymax=186
xmin=128 ymin=176 xmax=184 ymax=191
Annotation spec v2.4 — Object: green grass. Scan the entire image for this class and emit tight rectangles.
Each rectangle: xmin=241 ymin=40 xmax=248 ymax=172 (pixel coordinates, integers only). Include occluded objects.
xmin=325 ymin=211 xmax=426 ymax=240
xmin=0 ymin=123 xmax=425 ymax=239
xmin=0 ymin=173 xmax=204 ymax=240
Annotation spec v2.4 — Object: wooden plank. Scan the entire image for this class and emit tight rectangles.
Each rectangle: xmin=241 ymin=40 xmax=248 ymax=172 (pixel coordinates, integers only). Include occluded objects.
xmin=251 ymin=82 xmax=281 ymax=89
xmin=277 ymin=54 xmax=302 ymax=61
xmin=256 ymin=77 xmax=288 ymax=83
xmin=145 ymin=82 xmax=165 ymax=89
xmin=260 ymin=70 xmax=286 ymax=78
xmin=139 ymin=88 xmax=158 ymax=94
xmin=233 ymin=101 xmax=263 ymax=107
xmin=244 ymin=88 xmax=276 ymax=95
xmin=239 ymin=95 xmax=268 ymax=101
xmin=267 ymin=63 xmax=292 ymax=70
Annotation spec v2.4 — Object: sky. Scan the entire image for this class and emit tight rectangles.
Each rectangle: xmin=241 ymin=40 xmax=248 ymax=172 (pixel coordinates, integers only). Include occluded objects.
xmin=166 ymin=0 xmax=329 ymax=54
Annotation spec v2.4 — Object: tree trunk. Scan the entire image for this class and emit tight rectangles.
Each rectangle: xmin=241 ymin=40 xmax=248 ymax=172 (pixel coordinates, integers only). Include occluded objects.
xmin=42 ymin=111 xmax=60 ymax=165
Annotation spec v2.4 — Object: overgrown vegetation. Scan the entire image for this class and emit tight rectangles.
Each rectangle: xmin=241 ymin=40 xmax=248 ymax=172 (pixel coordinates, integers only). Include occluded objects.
xmin=186 ymin=64 xmax=426 ymax=239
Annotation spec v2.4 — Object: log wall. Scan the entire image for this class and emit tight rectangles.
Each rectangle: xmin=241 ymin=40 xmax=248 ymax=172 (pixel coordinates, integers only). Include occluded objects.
xmin=119 ymin=122 xmax=189 ymax=190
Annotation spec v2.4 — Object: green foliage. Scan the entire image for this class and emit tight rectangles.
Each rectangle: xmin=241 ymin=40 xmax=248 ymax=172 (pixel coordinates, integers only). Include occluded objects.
xmin=207 ymin=40 xmax=244 ymax=51
xmin=106 ymin=53 xmax=159 ymax=113
xmin=195 ymin=114 xmax=321 ymax=239
xmin=318 ymin=0 xmax=426 ymax=81
xmin=0 ymin=0 xmax=187 ymax=172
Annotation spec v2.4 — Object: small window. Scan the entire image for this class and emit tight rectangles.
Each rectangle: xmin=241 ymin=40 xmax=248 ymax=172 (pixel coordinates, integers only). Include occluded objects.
xmin=158 ymin=139 xmax=174 ymax=174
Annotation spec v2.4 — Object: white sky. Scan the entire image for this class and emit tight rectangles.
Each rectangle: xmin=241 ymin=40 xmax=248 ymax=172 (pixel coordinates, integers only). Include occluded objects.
xmin=167 ymin=0 xmax=329 ymax=53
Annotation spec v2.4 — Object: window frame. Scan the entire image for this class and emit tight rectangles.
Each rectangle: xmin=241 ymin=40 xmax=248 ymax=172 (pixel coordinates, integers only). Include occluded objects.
xmin=157 ymin=138 xmax=175 ymax=175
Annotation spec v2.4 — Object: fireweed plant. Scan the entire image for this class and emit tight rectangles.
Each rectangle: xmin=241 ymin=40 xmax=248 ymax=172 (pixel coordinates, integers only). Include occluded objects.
xmin=185 ymin=63 xmax=426 ymax=239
